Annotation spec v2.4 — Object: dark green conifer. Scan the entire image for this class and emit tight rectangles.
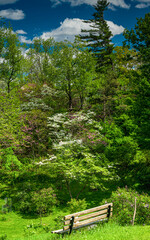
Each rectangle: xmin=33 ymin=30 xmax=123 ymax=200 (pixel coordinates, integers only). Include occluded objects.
xmin=80 ymin=0 xmax=114 ymax=72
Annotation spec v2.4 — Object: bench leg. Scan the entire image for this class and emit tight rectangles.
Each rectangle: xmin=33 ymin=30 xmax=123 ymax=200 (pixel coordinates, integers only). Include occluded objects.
xmin=69 ymin=216 xmax=75 ymax=234
xmin=107 ymin=205 xmax=111 ymax=220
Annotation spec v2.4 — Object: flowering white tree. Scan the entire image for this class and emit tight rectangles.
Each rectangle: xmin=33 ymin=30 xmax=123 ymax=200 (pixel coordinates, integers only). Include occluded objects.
xmin=37 ymin=111 xmax=114 ymax=199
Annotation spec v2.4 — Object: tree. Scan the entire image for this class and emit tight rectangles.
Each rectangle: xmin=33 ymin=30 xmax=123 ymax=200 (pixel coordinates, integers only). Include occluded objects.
xmin=48 ymin=142 xmax=110 ymax=200
xmin=89 ymin=71 xmax=119 ymax=121
xmin=123 ymin=13 xmax=150 ymax=149
xmin=26 ymin=38 xmax=56 ymax=85
xmin=0 ymin=18 xmax=5 ymax=56
xmin=38 ymin=111 xmax=113 ymax=199
xmin=131 ymin=74 xmax=150 ymax=149
xmin=53 ymin=40 xmax=96 ymax=111
xmin=31 ymin=187 xmax=57 ymax=223
xmin=111 ymin=46 xmax=138 ymax=118
xmin=79 ymin=0 xmax=117 ymax=121
xmin=80 ymin=0 xmax=114 ymax=72
xmin=0 ymin=91 xmax=22 ymax=148
xmin=0 ymin=28 xmax=24 ymax=93
xmin=123 ymin=12 xmax=150 ymax=76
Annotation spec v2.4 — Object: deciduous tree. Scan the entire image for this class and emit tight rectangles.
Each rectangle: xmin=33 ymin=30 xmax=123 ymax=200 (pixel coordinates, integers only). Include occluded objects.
xmin=0 ymin=28 xmax=23 ymax=93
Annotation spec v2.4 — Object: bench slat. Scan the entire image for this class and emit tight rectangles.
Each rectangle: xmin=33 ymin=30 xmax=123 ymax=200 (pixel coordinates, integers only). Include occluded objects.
xmin=64 ymin=208 xmax=111 ymax=225
xmin=64 ymin=203 xmax=113 ymax=220
xmin=75 ymin=213 xmax=108 ymax=227
xmin=51 ymin=229 xmax=64 ymax=234
xmin=63 ymin=213 xmax=108 ymax=231
xmin=52 ymin=203 xmax=113 ymax=234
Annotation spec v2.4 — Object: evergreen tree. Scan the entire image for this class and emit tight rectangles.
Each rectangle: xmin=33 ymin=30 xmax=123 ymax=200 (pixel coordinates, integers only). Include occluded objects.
xmin=123 ymin=13 xmax=150 ymax=77
xmin=80 ymin=0 xmax=114 ymax=72
xmin=123 ymin=13 xmax=150 ymax=149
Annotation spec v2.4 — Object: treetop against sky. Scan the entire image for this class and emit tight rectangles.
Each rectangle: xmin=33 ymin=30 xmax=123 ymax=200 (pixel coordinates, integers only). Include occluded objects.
xmin=0 ymin=0 xmax=149 ymax=45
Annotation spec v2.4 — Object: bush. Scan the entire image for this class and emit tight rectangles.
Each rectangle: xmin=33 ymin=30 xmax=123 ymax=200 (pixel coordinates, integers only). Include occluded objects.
xmin=31 ymin=187 xmax=57 ymax=216
xmin=12 ymin=187 xmax=57 ymax=215
xmin=67 ymin=198 xmax=88 ymax=213
xmin=109 ymin=187 xmax=150 ymax=225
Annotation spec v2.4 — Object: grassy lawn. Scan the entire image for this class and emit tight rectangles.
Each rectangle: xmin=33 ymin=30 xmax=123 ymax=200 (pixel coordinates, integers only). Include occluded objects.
xmin=0 ymin=199 xmax=150 ymax=240
xmin=0 ymin=199 xmax=65 ymax=240
xmin=0 ymin=210 xmax=150 ymax=240
xmin=64 ymin=223 xmax=150 ymax=240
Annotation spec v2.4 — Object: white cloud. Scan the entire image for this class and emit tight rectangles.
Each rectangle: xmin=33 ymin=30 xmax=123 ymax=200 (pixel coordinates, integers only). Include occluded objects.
xmin=0 ymin=0 xmax=18 ymax=5
xmin=109 ymin=0 xmax=130 ymax=9
xmin=134 ymin=0 xmax=150 ymax=8
xmin=107 ymin=21 xmax=125 ymax=35
xmin=135 ymin=3 xmax=150 ymax=7
xmin=50 ymin=0 xmax=130 ymax=9
xmin=0 ymin=9 xmax=25 ymax=20
xmin=136 ymin=0 xmax=150 ymax=2
xmin=16 ymin=29 xmax=27 ymax=34
xmin=41 ymin=18 xmax=91 ymax=42
xmin=19 ymin=36 xmax=32 ymax=44
xmin=41 ymin=18 xmax=124 ymax=42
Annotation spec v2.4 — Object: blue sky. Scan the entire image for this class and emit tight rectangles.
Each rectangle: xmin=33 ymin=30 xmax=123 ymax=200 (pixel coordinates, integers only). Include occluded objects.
xmin=0 ymin=0 xmax=149 ymax=46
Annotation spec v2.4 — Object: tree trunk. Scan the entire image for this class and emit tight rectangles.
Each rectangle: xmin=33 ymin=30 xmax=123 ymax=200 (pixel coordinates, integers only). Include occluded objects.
xmin=65 ymin=179 xmax=73 ymax=199
xmin=76 ymin=184 xmax=87 ymax=199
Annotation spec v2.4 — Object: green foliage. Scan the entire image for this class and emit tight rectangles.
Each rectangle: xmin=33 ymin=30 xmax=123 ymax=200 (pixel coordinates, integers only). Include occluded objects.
xmin=16 ymin=110 xmax=50 ymax=158
xmin=131 ymin=75 xmax=150 ymax=149
xmin=123 ymin=13 xmax=150 ymax=76
xmin=88 ymin=70 xmax=119 ymax=121
xmin=31 ymin=187 xmax=57 ymax=216
xmin=0 ymin=12 xmax=150 ymax=222
xmin=130 ymin=150 xmax=150 ymax=191
xmin=67 ymin=198 xmax=88 ymax=213
xmin=0 ymin=28 xmax=24 ymax=93
xmin=104 ymin=121 xmax=139 ymax=185
xmin=0 ymin=147 xmax=22 ymax=171
xmin=49 ymin=142 xmax=112 ymax=200
xmin=13 ymin=187 xmax=57 ymax=216
xmin=109 ymin=187 xmax=150 ymax=225
xmin=0 ymin=92 xmax=22 ymax=148
xmin=53 ymin=40 xmax=96 ymax=110
xmin=80 ymin=0 xmax=114 ymax=72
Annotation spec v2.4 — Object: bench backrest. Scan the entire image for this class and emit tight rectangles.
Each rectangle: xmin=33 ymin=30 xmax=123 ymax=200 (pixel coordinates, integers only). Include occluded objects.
xmin=63 ymin=203 xmax=113 ymax=231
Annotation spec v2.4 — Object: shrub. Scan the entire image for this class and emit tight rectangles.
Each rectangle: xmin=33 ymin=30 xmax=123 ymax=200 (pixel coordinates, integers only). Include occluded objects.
xmin=108 ymin=187 xmax=150 ymax=225
xmin=0 ymin=147 xmax=22 ymax=171
xmin=31 ymin=187 xmax=57 ymax=217
xmin=13 ymin=187 xmax=57 ymax=216
xmin=67 ymin=198 xmax=88 ymax=213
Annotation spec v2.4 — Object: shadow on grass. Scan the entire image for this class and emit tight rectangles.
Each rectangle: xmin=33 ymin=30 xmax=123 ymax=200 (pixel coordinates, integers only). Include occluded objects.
xmin=18 ymin=212 xmax=39 ymax=220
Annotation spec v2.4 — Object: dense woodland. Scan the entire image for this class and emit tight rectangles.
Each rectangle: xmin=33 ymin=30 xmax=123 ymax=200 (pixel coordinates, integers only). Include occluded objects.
xmin=0 ymin=0 xmax=150 ymax=223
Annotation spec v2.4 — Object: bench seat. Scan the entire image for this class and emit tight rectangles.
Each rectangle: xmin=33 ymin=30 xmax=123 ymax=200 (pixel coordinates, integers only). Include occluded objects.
xmin=52 ymin=203 xmax=113 ymax=235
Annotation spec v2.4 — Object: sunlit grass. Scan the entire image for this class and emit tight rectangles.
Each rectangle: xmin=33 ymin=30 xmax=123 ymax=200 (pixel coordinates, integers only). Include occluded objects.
xmin=11 ymin=223 xmax=150 ymax=240
xmin=0 ymin=206 xmax=150 ymax=240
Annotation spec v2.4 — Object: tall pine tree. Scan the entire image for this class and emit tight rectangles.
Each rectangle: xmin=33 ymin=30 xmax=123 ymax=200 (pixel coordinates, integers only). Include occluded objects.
xmin=80 ymin=0 xmax=114 ymax=72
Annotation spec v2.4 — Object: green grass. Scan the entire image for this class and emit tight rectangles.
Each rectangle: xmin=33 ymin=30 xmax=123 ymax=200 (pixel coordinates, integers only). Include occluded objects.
xmin=0 ymin=211 xmax=150 ymax=240
xmin=0 ymin=199 xmax=150 ymax=240
xmin=64 ymin=223 xmax=150 ymax=240
xmin=0 ymin=199 xmax=66 ymax=240
xmin=18 ymin=223 xmax=150 ymax=240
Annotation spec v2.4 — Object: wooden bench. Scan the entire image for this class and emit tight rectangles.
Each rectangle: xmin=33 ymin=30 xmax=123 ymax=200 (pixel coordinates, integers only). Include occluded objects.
xmin=52 ymin=203 xmax=113 ymax=235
